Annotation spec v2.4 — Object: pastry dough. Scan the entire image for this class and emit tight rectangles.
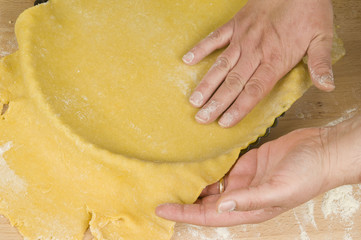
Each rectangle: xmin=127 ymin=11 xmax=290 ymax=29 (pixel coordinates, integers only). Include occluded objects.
xmin=0 ymin=0 xmax=344 ymax=239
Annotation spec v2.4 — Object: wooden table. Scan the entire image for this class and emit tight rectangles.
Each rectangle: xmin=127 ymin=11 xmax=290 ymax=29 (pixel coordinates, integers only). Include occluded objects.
xmin=1 ymin=1 xmax=361 ymax=239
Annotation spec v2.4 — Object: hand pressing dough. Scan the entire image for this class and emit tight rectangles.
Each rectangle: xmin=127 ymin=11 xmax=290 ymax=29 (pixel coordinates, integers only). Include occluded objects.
xmin=0 ymin=0 xmax=344 ymax=239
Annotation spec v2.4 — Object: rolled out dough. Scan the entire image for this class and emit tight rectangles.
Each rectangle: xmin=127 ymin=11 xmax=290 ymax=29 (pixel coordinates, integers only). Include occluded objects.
xmin=0 ymin=0 xmax=344 ymax=239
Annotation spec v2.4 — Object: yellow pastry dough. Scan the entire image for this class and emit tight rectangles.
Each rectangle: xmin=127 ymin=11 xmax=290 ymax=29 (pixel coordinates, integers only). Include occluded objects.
xmin=0 ymin=0 xmax=344 ymax=239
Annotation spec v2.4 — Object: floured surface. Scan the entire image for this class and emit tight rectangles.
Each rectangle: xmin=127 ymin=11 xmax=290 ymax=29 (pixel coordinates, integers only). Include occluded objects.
xmin=0 ymin=35 xmax=17 ymax=58
xmin=0 ymin=0 xmax=346 ymax=240
xmin=326 ymin=108 xmax=358 ymax=127
xmin=322 ymin=185 xmax=360 ymax=239
xmin=0 ymin=142 xmax=27 ymax=194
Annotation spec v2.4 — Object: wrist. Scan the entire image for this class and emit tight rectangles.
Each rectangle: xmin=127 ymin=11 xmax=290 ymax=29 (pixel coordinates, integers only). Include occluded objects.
xmin=322 ymin=114 xmax=361 ymax=189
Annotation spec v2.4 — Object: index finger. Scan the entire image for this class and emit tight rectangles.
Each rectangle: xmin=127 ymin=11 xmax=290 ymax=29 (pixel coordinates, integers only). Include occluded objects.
xmin=183 ymin=20 xmax=234 ymax=65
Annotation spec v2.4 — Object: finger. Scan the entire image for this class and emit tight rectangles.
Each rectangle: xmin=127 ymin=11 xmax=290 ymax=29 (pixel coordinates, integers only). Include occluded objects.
xmin=200 ymin=149 xmax=259 ymax=198
xmin=218 ymin=63 xmax=279 ymax=127
xmin=307 ymin=33 xmax=334 ymax=91
xmin=199 ymin=182 xmax=221 ymax=197
xmin=196 ymin=53 xmax=260 ymax=125
xmin=197 ymin=194 xmax=221 ymax=204
xmin=199 ymin=177 xmax=229 ymax=197
xmin=201 ymin=149 xmax=260 ymax=198
xmin=182 ymin=20 xmax=234 ymax=65
xmin=216 ymin=182 xmax=289 ymax=213
xmin=189 ymin=44 xmax=241 ymax=110
xmin=155 ymin=203 xmax=283 ymax=227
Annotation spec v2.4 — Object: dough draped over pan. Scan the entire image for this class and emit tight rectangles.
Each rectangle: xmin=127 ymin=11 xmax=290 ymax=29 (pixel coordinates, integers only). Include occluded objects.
xmin=0 ymin=0 xmax=344 ymax=239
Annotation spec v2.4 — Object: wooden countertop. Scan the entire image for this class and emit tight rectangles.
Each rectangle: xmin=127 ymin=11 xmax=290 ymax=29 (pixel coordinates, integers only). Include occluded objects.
xmin=1 ymin=0 xmax=361 ymax=239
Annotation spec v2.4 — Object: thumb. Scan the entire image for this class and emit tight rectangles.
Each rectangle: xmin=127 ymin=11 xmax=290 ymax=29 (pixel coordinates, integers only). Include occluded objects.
xmin=307 ymin=34 xmax=334 ymax=92
xmin=216 ymin=183 xmax=288 ymax=213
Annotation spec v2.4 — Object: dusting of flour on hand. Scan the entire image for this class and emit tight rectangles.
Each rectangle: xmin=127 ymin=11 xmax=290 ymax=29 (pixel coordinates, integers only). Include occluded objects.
xmin=0 ymin=142 xmax=27 ymax=193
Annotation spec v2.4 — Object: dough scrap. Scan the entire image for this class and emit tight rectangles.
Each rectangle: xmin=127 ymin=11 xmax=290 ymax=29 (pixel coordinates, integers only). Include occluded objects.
xmin=0 ymin=0 xmax=344 ymax=239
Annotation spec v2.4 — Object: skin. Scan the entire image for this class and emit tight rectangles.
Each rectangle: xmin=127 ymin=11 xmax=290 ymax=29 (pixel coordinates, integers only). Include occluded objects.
xmin=156 ymin=0 xmax=354 ymax=227
xmin=184 ymin=0 xmax=335 ymax=128
xmin=156 ymin=114 xmax=361 ymax=226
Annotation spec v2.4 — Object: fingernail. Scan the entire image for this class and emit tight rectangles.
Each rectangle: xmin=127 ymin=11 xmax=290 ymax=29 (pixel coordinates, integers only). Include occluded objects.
xmin=318 ymin=72 xmax=334 ymax=88
xmin=195 ymin=101 xmax=221 ymax=123
xmin=218 ymin=200 xmax=236 ymax=213
xmin=311 ymin=68 xmax=335 ymax=89
xmin=218 ymin=112 xmax=233 ymax=128
xmin=196 ymin=109 xmax=210 ymax=123
xmin=189 ymin=91 xmax=203 ymax=107
xmin=182 ymin=52 xmax=194 ymax=64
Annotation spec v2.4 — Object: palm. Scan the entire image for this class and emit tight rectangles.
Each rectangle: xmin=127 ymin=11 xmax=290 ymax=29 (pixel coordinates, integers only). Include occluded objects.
xmin=156 ymin=128 xmax=331 ymax=227
xmin=221 ymin=129 xmax=328 ymax=209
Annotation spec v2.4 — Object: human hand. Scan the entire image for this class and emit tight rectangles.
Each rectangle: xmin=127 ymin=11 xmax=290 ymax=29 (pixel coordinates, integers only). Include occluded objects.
xmin=156 ymin=115 xmax=361 ymax=226
xmin=185 ymin=0 xmax=335 ymax=128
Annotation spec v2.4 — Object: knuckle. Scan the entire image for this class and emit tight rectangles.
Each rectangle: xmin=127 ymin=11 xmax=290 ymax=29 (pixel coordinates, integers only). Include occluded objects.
xmin=227 ymin=42 xmax=241 ymax=54
xmin=200 ymin=205 xmax=208 ymax=226
xmin=242 ymin=27 xmax=262 ymax=47
xmin=197 ymin=81 xmax=211 ymax=92
xmin=242 ymin=37 xmax=258 ymax=49
xmin=245 ymin=79 xmax=265 ymax=97
xmin=317 ymin=32 xmax=334 ymax=42
xmin=267 ymin=50 xmax=283 ymax=63
xmin=261 ymin=63 xmax=276 ymax=75
xmin=224 ymin=72 xmax=246 ymax=91
xmin=208 ymin=29 xmax=222 ymax=42
xmin=310 ymin=60 xmax=332 ymax=74
xmin=257 ymin=63 xmax=277 ymax=83
xmin=309 ymin=53 xmax=332 ymax=67
xmin=244 ymin=25 xmax=259 ymax=39
xmin=244 ymin=194 xmax=262 ymax=210
xmin=214 ymin=56 xmax=231 ymax=71
xmin=246 ymin=201 xmax=259 ymax=211
xmin=309 ymin=35 xmax=333 ymax=59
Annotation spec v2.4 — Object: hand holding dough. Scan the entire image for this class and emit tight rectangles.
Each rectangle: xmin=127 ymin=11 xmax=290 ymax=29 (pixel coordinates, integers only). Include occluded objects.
xmin=157 ymin=114 xmax=361 ymax=227
xmin=186 ymin=0 xmax=335 ymax=128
